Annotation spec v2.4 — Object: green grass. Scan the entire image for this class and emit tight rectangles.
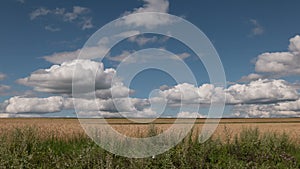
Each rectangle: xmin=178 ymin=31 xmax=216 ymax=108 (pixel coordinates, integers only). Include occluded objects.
xmin=0 ymin=126 xmax=299 ymax=169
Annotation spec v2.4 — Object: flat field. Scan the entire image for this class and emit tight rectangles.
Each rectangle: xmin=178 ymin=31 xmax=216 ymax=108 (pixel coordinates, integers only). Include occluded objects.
xmin=0 ymin=118 xmax=300 ymax=168
xmin=1 ymin=118 xmax=299 ymax=143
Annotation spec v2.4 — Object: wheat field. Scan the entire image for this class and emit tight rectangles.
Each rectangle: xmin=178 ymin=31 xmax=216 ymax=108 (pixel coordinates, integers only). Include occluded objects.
xmin=0 ymin=118 xmax=299 ymax=168
xmin=0 ymin=118 xmax=299 ymax=143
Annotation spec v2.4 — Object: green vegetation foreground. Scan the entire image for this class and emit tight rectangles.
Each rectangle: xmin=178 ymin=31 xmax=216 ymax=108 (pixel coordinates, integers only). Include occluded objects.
xmin=0 ymin=127 xmax=299 ymax=169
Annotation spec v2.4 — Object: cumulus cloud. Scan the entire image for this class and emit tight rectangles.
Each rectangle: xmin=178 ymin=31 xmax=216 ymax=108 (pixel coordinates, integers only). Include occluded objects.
xmin=234 ymin=35 xmax=300 ymax=117
xmin=154 ymin=83 xmax=225 ymax=107
xmin=289 ymin=35 xmax=300 ymax=54
xmin=255 ymin=35 xmax=300 ymax=77
xmin=4 ymin=96 xmax=64 ymax=114
xmin=233 ymin=103 xmax=300 ymax=118
xmin=69 ymin=97 xmax=150 ymax=113
xmin=153 ymin=79 xmax=298 ymax=109
xmin=238 ymin=73 xmax=266 ymax=83
xmin=115 ymin=79 xmax=299 ymax=118
xmin=231 ymin=79 xmax=300 ymax=118
xmin=1 ymin=95 xmax=151 ymax=117
xmin=30 ymin=6 xmax=93 ymax=30
xmin=117 ymin=0 xmax=175 ymax=29
xmin=15 ymin=59 xmax=139 ymax=116
xmin=274 ymin=99 xmax=300 ymax=111
xmin=10 ymin=33 xmax=300 ymax=118
xmin=94 ymin=85 xmax=133 ymax=99
xmin=132 ymin=0 xmax=169 ymax=13
xmin=233 ymin=104 xmax=273 ymax=118
xmin=17 ymin=59 xmax=117 ymax=95
xmin=4 ymin=78 xmax=300 ymax=117
xmin=256 ymin=52 xmax=296 ymax=74
xmin=226 ymin=79 xmax=298 ymax=104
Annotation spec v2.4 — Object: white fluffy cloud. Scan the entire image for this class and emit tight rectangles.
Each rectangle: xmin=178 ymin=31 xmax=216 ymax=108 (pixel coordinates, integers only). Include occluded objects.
xmin=69 ymin=97 xmax=150 ymax=113
xmin=155 ymin=79 xmax=298 ymax=108
xmin=9 ymin=53 xmax=300 ymax=118
xmin=255 ymin=35 xmax=300 ymax=76
xmin=17 ymin=59 xmax=117 ymax=95
xmin=232 ymin=35 xmax=300 ymax=117
xmin=155 ymin=83 xmax=225 ymax=107
xmin=93 ymin=85 xmax=133 ymax=99
xmin=238 ymin=73 xmax=266 ymax=83
xmin=226 ymin=79 xmax=298 ymax=104
xmin=4 ymin=96 xmax=64 ymax=114
xmin=233 ymin=103 xmax=300 ymax=118
xmin=274 ymin=99 xmax=300 ymax=111
xmin=231 ymin=79 xmax=300 ymax=117
xmin=289 ymin=35 xmax=300 ymax=54
xmin=133 ymin=0 xmax=169 ymax=13
xmin=255 ymin=52 xmax=296 ymax=74
xmin=2 ymin=78 xmax=300 ymax=117
xmin=233 ymin=104 xmax=273 ymax=118
xmin=1 ymin=95 xmax=152 ymax=117
xmin=117 ymin=0 xmax=174 ymax=29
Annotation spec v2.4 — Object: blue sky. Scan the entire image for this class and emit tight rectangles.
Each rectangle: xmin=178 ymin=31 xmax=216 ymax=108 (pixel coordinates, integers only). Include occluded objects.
xmin=1 ymin=0 xmax=300 ymax=118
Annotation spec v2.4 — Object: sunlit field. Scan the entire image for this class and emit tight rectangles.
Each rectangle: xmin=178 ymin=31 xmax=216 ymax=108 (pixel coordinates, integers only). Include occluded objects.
xmin=0 ymin=118 xmax=299 ymax=168
xmin=1 ymin=118 xmax=300 ymax=142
